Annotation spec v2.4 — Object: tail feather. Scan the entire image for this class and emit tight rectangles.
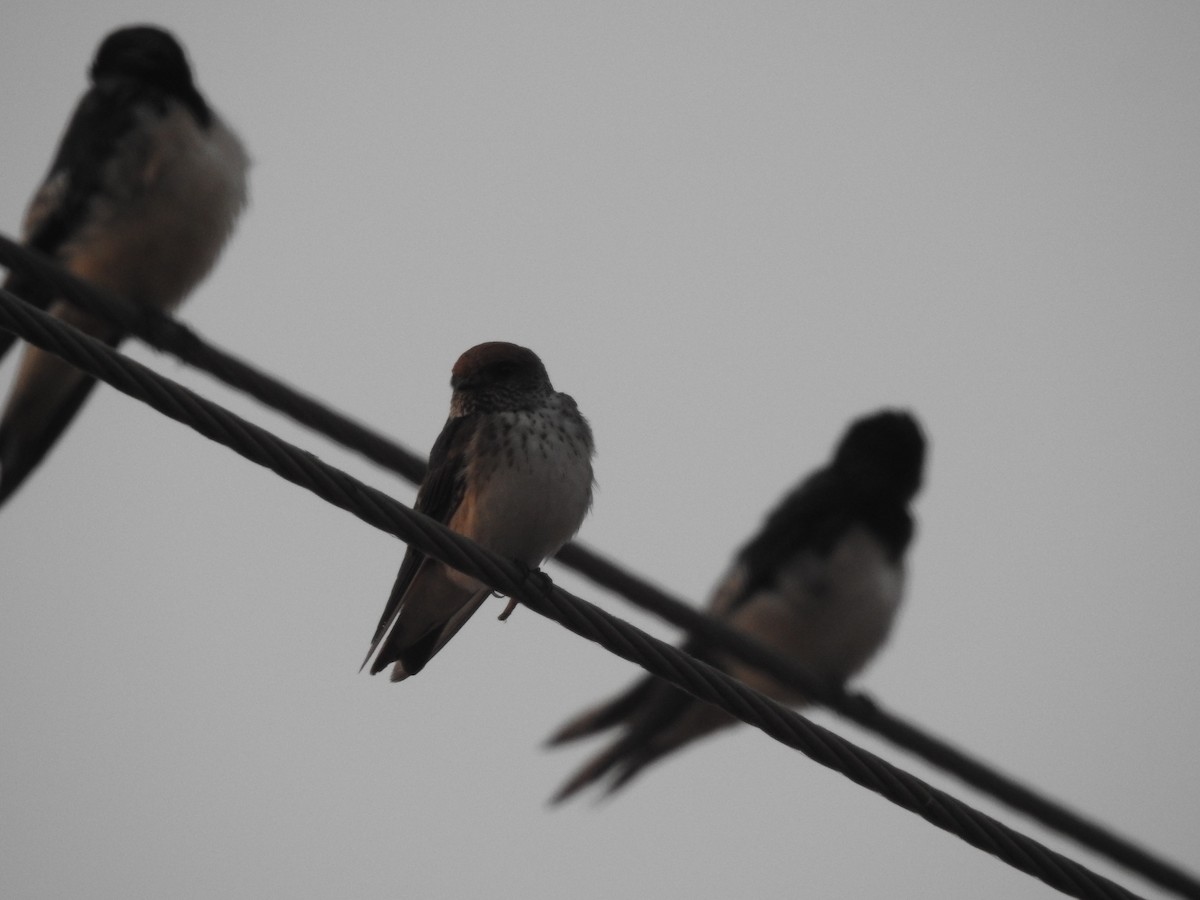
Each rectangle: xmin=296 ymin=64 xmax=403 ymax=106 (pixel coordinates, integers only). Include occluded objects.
xmin=549 ymin=677 xmax=718 ymax=801
xmin=366 ymin=557 xmax=491 ymax=680
xmin=546 ymin=676 xmax=657 ymax=746
xmin=549 ymin=704 xmax=705 ymax=803
xmin=0 ymin=330 xmax=20 ymax=370
xmin=0 ymin=331 xmax=21 ymax=369
xmin=549 ymin=674 xmax=742 ymax=801
xmin=550 ymin=732 xmax=646 ymax=804
xmin=600 ymin=742 xmax=675 ymax=797
xmin=399 ymin=587 xmax=490 ymax=679
xmin=0 ymin=355 xmax=105 ymax=509
xmin=0 ymin=271 xmax=56 ymax=367
xmin=380 ymin=587 xmax=491 ymax=681
xmin=0 ymin=299 xmax=120 ymax=509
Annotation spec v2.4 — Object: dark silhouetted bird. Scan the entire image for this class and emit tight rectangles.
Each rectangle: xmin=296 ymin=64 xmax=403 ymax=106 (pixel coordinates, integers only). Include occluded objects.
xmin=363 ymin=342 xmax=594 ymax=681
xmin=548 ymin=409 xmax=925 ymax=800
xmin=0 ymin=25 xmax=248 ymax=507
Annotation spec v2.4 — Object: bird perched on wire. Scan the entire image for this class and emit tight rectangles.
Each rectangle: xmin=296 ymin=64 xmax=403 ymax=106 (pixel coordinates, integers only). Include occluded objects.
xmin=362 ymin=341 xmax=595 ymax=681
xmin=547 ymin=409 xmax=925 ymax=801
xmin=0 ymin=25 xmax=249 ymax=507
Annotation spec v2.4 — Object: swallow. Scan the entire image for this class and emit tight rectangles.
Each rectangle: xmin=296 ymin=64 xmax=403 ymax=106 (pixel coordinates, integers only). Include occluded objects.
xmin=0 ymin=25 xmax=249 ymax=507
xmin=362 ymin=341 xmax=595 ymax=681
xmin=547 ymin=409 xmax=925 ymax=801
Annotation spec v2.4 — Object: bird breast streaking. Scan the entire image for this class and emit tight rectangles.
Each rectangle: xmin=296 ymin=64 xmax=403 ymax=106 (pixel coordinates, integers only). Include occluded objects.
xmin=362 ymin=341 xmax=595 ymax=682
xmin=547 ymin=409 xmax=925 ymax=801
xmin=0 ymin=24 xmax=249 ymax=508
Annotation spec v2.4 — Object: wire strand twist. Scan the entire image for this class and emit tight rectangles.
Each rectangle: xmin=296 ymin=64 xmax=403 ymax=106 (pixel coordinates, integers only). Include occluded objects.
xmin=0 ymin=286 xmax=1161 ymax=900
xmin=3 ymin=240 xmax=1193 ymax=900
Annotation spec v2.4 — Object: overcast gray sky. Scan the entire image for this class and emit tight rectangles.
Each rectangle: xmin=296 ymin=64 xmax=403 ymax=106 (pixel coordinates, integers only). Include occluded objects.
xmin=1 ymin=3 xmax=1198 ymax=898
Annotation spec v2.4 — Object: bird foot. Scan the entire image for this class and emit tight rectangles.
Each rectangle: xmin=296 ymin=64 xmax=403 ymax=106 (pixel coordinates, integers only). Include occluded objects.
xmin=495 ymin=565 xmax=554 ymax=620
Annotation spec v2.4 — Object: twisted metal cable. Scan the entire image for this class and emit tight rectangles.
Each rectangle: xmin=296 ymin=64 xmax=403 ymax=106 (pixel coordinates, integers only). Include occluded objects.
xmin=0 ymin=235 xmax=428 ymax=484
xmin=0 ymin=288 xmax=1154 ymax=900
xmin=1 ymin=238 xmax=1197 ymax=899
xmin=564 ymin=549 xmax=1200 ymax=900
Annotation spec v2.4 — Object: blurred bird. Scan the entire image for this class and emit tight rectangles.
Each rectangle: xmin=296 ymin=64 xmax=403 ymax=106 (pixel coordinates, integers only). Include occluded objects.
xmin=0 ymin=25 xmax=249 ymax=507
xmin=362 ymin=341 xmax=594 ymax=681
xmin=548 ymin=409 xmax=925 ymax=801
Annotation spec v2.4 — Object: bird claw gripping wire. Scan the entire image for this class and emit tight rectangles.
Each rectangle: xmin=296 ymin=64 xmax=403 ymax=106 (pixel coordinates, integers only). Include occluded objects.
xmin=495 ymin=565 xmax=554 ymax=621
xmin=496 ymin=594 xmax=519 ymax=621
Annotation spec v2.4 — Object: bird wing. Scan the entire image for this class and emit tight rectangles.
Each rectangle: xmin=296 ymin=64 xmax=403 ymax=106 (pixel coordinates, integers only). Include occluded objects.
xmin=1 ymin=80 xmax=150 ymax=364
xmin=0 ymin=302 xmax=120 ymax=507
xmin=0 ymin=79 xmax=171 ymax=506
xmin=25 ymin=80 xmax=155 ymax=257
xmin=360 ymin=414 xmax=475 ymax=669
xmin=711 ymin=468 xmax=852 ymax=620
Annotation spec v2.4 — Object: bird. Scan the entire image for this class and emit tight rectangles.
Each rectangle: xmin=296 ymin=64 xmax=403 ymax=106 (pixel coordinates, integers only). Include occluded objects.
xmin=362 ymin=341 xmax=595 ymax=682
xmin=547 ymin=409 xmax=925 ymax=801
xmin=0 ymin=25 xmax=249 ymax=507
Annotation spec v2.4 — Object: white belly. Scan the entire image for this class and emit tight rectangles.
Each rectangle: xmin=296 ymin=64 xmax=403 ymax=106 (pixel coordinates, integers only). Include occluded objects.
xmin=723 ymin=526 xmax=905 ymax=698
xmin=62 ymin=102 xmax=248 ymax=309
xmin=452 ymin=406 xmax=594 ymax=572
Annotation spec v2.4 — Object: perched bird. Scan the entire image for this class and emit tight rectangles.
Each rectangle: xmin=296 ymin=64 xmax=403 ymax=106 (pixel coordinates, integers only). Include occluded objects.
xmin=0 ymin=25 xmax=249 ymax=507
xmin=548 ymin=409 xmax=925 ymax=801
xmin=362 ymin=341 xmax=594 ymax=681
